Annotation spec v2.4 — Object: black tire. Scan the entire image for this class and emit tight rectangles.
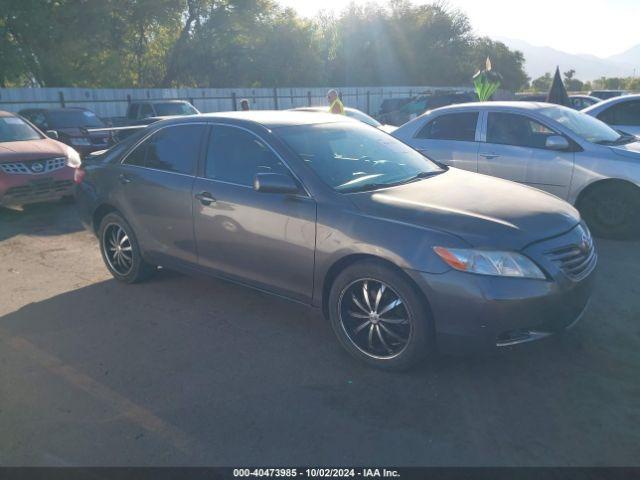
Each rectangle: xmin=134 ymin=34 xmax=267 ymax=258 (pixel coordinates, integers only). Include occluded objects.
xmin=328 ymin=260 xmax=432 ymax=371
xmin=578 ymin=182 xmax=640 ymax=239
xmin=98 ymin=212 xmax=155 ymax=283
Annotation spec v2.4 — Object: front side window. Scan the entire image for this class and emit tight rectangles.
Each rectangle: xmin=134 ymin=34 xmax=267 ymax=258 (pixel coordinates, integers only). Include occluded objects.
xmin=140 ymin=104 xmax=154 ymax=118
xmin=0 ymin=116 xmax=43 ymax=142
xmin=276 ymin=121 xmax=443 ymax=193
xmin=47 ymin=110 xmax=104 ymax=128
xmin=205 ymin=126 xmax=289 ymax=186
xmin=123 ymin=124 xmax=204 ymax=174
xmin=416 ymin=112 xmax=478 ymax=141
xmin=486 ymin=112 xmax=556 ymax=149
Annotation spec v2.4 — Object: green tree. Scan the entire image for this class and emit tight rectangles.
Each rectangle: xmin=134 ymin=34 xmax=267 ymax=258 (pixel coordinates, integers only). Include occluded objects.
xmin=531 ymin=72 xmax=553 ymax=92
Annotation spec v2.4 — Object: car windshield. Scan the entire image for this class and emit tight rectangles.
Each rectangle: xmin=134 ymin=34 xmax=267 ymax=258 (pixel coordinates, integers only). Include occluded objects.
xmin=153 ymin=102 xmax=199 ymax=116
xmin=276 ymin=121 xmax=444 ymax=193
xmin=346 ymin=109 xmax=382 ymax=128
xmin=48 ymin=110 xmax=105 ymax=128
xmin=538 ymin=106 xmax=622 ymax=144
xmin=0 ymin=116 xmax=42 ymax=142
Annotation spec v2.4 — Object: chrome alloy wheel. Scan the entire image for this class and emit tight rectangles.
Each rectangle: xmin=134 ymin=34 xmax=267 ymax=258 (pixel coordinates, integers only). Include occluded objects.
xmin=338 ymin=278 xmax=412 ymax=359
xmin=102 ymin=223 xmax=133 ymax=276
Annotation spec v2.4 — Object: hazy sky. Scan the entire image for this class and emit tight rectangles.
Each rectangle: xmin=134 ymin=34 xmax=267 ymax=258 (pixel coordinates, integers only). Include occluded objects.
xmin=276 ymin=0 xmax=639 ymax=58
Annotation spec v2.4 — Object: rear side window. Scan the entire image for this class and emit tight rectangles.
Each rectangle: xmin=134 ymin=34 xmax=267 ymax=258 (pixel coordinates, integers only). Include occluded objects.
xmin=128 ymin=104 xmax=139 ymax=120
xmin=486 ymin=113 xmax=555 ymax=149
xmin=140 ymin=103 xmax=154 ymax=118
xmin=205 ymin=126 xmax=289 ymax=186
xmin=123 ymin=124 xmax=205 ymax=174
xmin=416 ymin=112 xmax=478 ymax=141
xmin=599 ymin=101 xmax=640 ymax=126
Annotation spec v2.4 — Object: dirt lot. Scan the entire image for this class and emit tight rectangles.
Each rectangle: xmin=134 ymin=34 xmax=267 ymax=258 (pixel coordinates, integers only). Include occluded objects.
xmin=1 ymin=202 xmax=639 ymax=466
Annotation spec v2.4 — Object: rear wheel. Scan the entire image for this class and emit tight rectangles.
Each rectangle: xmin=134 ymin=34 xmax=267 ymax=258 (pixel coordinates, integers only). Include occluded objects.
xmin=328 ymin=260 xmax=431 ymax=370
xmin=98 ymin=212 xmax=155 ymax=283
xmin=579 ymin=183 xmax=640 ymax=239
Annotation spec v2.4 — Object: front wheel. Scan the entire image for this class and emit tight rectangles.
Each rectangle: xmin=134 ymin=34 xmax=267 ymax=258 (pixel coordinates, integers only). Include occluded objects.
xmin=98 ymin=212 xmax=155 ymax=283
xmin=328 ymin=260 xmax=432 ymax=371
xmin=579 ymin=183 xmax=640 ymax=239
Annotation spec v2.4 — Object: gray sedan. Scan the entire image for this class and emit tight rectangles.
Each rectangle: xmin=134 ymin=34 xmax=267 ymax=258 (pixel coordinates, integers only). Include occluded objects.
xmin=392 ymin=102 xmax=640 ymax=238
xmin=75 ymin=111 xmax=594 ymax=370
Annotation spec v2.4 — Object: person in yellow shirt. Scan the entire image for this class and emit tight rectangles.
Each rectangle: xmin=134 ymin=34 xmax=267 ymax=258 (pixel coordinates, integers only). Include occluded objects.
xmin=327 ymin=89 xmax=345 ymax=114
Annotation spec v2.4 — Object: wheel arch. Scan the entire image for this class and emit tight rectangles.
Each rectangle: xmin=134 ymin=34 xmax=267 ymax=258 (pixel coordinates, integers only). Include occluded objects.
xmin=92 ymin=203 xmax=120 ymax=234
xmin=320 ymin=253 xmax=433 ymax=322
xmin=575 ymin=178 xmax=640 ymax=209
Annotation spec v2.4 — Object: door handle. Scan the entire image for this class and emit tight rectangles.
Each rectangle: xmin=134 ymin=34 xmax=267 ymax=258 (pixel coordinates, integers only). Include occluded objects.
xmin=479 ymin=153 xmax=500 ymax=159
xmin=195 ymin=191 xmax=216 ymax=206
xmin=119 ymin=173 xmax=132 ymax=184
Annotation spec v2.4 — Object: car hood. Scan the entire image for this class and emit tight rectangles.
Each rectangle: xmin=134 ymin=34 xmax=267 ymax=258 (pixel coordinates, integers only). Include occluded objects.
xmin=609 ymin=140 xmax=640 ymax=159
xmin=349 ymin=168 xmax=580 ymax=250
xmin=378 ymin=124 xmax=397 ymax=133
xmin=0 ymin=138 xmax=69 ymax=163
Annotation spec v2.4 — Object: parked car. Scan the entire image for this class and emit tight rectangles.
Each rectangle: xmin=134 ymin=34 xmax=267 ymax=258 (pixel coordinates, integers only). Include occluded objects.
xmin=569 ymin=95 xmax=601 ymax=110
xmin=392 ymin=102 xmax=640 ymax=238
xmin=125 ymin=100 xmax=199 ymax=125
xmin=18 ymin=107 xmax=112 ymax=156
xmin=516 ymin=93 xmax=547 ymax=102
xmin=582 ymin=94 xmax=640 ymax=136
xmin=381 ymin=91 xmax=476 ymax=126
xmin=75 ymin=111 xmax=595 ymax=370
xmin=589 ymin=90 xmax=628 ymax=100
xmin=291 ymin=106 xmax=396 ymax=132
xmin=0 ymin=110 xmax=80 ymax=207
xmin=377 ymin=98 xmax=413 ymax=126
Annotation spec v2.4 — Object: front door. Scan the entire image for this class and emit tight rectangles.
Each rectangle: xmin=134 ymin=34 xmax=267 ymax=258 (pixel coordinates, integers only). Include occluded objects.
xmin=479 ymin=112 xmax=574 ymax=199
xmin=192 ymin=125 xmax=316 ymax=302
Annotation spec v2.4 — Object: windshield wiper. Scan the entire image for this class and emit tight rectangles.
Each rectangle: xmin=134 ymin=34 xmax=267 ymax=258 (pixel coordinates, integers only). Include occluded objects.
xmin=342 ymin=171 xmax=444 ymax=193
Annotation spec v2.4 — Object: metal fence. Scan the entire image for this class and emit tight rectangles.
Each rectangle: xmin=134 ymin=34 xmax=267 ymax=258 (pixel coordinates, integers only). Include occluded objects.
xmin=0 ymin=86 xmax=474 ymax=119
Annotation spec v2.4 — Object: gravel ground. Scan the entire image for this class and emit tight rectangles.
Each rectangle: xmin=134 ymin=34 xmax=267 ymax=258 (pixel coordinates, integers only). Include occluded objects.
xmin=1 ymin=202 xmax=639 ymax=466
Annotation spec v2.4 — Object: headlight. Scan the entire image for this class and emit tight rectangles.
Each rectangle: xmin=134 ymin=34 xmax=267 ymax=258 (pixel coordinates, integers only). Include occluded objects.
xmin=65 ymin=146 xmax=82 ymax=168
xmin=70 ymin=137 xmax=91 ymax=146
xmin=433 ymin=247 xmax=546 ymax=279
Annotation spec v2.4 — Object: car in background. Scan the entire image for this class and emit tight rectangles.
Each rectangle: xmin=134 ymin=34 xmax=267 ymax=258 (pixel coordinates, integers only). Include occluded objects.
xmin=582 ymin=94 xmax=640 ymax=136
xmin=378 ymin=91 xmax=476 ymax=126
xmin=516 ymin=93 xmax=547 ymax=102
xmin=392 ymin=102 xmax=640 ymax=238
xmin=0 ymin=110 xmax=80 ymax=207
xmin=75 ymin=111 xmax=594 ymax=369
xmin=18 ymin=107 xmax=111 ymax=156
xmin=291 ymin=106 xmax=396 ymax=132
xmin=589 ymin=90 xmax=628 ymax=100
xmin=125 ymin=100 xmax=199 ymax=125
xmin=569 ymin=95 xmax=601 ymax=110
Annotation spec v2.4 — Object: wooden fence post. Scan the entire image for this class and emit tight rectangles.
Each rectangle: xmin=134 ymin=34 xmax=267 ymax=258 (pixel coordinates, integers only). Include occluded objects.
xmin=58 ymin=91 xmax=65 ymax=108
xmin=231 ymin=92 xmax=237 ymax=111
xmin=366 ymin=90 xmax=370 ymax=115
xmin=307 ymin=91 xmax=312 ymax=106
xmin=273 ymin=88 xmax=278 ymax=110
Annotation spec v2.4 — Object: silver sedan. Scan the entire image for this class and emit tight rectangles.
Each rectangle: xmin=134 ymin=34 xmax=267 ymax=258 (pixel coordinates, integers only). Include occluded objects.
xmin=392 ymin=101 xmax=640 ymax=238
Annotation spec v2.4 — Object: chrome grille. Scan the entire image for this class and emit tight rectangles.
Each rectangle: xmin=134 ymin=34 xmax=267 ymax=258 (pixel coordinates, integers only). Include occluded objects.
xmin=4 ymin=179 xmax=73 ymax=199
xmin=0 ymin=157 xmax=67 ymax=175
xmin=545 ymin=225 xmax=597 ymax=281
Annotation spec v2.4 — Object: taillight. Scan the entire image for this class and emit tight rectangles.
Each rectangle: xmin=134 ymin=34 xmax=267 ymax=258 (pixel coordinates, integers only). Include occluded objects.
xmin=74 ymin=168 xmax=86 ymax=184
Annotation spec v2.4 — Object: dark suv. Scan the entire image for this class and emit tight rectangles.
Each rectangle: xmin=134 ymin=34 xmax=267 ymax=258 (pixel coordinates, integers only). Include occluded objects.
xmin=19 ymin=107 xmax=111 ymax=156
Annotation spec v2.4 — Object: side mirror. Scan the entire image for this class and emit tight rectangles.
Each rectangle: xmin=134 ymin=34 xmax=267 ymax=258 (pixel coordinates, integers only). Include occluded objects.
xmin=545 ymin=135 xmax=570 ymax=151
xmin=45 ymin=130 xmax=59 ymax=140
xmin=253 ymin=173 xmax=300 ymax=194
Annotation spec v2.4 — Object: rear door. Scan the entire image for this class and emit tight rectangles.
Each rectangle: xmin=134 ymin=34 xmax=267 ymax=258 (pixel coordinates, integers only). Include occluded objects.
xmin=116 ymin=123 xmax=206 ymax=265
xmin=597 ymin=100 xmax=640 ymax=136
xmin=407 ymin=111 xmax=480 ymax=172
xmin=192 ymin=124 xmax=316 ymax=302
xmin=478 ymin=111 xmax=574 ymax=199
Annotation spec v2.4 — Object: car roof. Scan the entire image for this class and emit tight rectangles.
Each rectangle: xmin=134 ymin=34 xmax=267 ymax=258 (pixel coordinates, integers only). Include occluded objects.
xmin=582 ymin=93 xmax=640 ymax=113
xmin=190 ymin=110 xmax=352 ymax=128
xmin=426 ymin=101 xmax=560 ymax=113
xmin=0 ymin=110 xmax=16 ymax=117
xmin=19 ymin=107 xmax=91 ymax=113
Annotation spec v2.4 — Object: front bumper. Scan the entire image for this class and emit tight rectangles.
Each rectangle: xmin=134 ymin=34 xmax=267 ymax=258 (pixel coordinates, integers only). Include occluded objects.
xmin=407 ymin=267 xmax=594 ymax=353
xmin=406 ymin=225 xmax=596 ymax=353
xmin=0 ymin=167 xmax=75 ymax=207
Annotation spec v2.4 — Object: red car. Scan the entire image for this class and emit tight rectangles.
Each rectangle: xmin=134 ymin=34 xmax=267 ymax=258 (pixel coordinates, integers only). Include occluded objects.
xmin=0 ymin=110 xmax=80 ymax=208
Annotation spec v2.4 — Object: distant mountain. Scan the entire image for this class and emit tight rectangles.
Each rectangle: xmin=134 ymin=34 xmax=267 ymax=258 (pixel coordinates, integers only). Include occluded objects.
xmin=494 ymin=37 xmax=639 ymax=81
